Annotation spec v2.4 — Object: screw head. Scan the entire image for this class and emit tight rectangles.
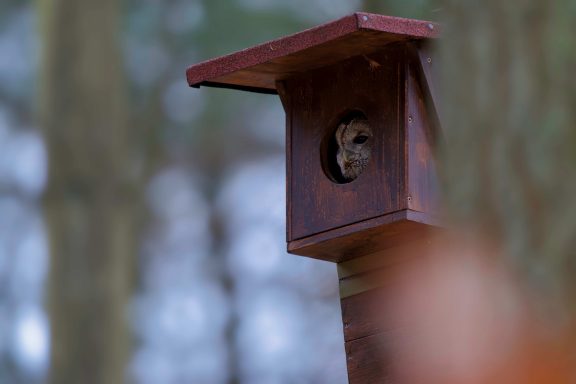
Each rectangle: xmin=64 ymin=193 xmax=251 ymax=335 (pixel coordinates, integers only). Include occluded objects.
xmin=362 ymin=15 xmax=369 ymax=21
xmin=427 ymin=57 xmax=432 ymax=64
xmin=408 ymin=116 xmax=413 ymax=123
xmin=427 ymin=23 xmax=434 ymax=30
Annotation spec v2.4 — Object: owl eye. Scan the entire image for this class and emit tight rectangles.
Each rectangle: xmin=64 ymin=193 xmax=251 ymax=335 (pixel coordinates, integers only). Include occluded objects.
xmin=353 ymin=135 xmax=369 ymax=144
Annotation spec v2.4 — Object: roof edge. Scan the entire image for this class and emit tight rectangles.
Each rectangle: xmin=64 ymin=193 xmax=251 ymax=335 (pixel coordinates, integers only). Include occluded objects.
xmin=186 ymin=12 xmax=440 ymax=90
xmin=354 ymin=12 xmax=440 ymax=38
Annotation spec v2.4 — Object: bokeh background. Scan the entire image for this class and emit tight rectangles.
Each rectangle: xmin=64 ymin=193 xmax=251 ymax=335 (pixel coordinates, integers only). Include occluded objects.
xmin=0 ymin=1 xmax=439 ymax=383
xmin=3 ymin=0 xmax=576 ymax=383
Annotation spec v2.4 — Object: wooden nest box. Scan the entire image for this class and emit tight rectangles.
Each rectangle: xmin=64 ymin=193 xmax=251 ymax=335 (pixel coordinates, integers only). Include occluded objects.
xmin=187 ymin=12 xmax=441 ymax=263
xmin=187 ymin=12 xmax=443 ymax=382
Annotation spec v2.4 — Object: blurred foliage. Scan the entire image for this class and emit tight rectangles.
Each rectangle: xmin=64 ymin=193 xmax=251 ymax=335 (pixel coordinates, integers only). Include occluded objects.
xmin=439 ymin=0 xmax=576 ymax=302
xmin=363 ymin=0 xmax=441 ymax=19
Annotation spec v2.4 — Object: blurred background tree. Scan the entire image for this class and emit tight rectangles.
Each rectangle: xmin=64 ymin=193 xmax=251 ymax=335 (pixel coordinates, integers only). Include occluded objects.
xmin=439 ymin=0 xmax=576 ymax=304
xmin=40 ymin=0 xmax=135 ymax=383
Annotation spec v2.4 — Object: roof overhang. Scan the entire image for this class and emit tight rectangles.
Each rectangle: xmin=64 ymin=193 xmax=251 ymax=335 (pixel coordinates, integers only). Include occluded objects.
xmin=186 ymin=12 xmax=440 ymax=94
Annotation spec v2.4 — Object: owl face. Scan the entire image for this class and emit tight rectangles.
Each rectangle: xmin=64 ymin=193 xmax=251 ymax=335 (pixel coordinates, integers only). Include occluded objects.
xmin=335 ymin=117 xmax=373 ymax=181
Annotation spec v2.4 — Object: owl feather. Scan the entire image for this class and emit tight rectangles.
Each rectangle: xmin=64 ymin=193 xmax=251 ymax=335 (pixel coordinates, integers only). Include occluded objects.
xmin=335 ymin=118 xmax=373 ymax=182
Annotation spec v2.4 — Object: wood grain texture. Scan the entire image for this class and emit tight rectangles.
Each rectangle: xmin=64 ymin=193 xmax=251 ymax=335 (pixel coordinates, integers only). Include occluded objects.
xmin=345 ymin=333 xmax=395 ymax=384
xmin=186 ymin=13 xmax=440 ymax=92
xmin=412 ymin=41 xmax=442 ymax=129
xmin=405 ymin=53 xmax=441 ymax=214
xmin=339 ymin=242 xmax=430 ymax=339
xmin=337 ymin=239 xmax=429 ymax=296
xmin=340 ymin=285 xmax=416 ymax=341
xmin=285 ymin=47 xmax=405 ymax=242
xmin=276 ymin=80 xmax=293 ymax=242
xmin=337 ymin=244 xmax=416 ymax=280
xmin=337 ymin=227 xmax=438 ymax=381
xmin=341 ymin=288 xmax=390 ymax=341
xmin=288 ymin=209 xmax=440 ymax=262
xmin=281 ymin=43 xmax=441 ymax=261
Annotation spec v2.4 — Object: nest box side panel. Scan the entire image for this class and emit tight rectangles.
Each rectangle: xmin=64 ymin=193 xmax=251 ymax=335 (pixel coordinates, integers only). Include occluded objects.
xmin=285 ymin=46 xmax=406 ymax=242
xmin=405 ymin=52 xmax=441 ymax=214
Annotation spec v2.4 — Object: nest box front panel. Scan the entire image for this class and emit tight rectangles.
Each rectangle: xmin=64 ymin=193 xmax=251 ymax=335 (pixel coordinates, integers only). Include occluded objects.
xmin=284 ymin=46 xmax=406 ymax=242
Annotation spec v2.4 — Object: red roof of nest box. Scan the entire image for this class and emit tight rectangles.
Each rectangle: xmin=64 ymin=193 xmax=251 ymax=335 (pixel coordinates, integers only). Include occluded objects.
xmin=186 ymin=12 xmax=440 ymax=94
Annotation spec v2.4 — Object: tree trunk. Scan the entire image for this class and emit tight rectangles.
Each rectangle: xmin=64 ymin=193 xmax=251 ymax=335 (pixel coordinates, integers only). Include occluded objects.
xmin=440 ymin=0 xmax=576 ymax=294
xmin=40 ymin=0 xmax=136 ymax=383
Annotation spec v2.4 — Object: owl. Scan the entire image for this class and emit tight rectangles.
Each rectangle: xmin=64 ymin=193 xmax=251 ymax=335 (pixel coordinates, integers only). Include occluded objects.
xmin=335 ymin=117 xmax=373 ymax=181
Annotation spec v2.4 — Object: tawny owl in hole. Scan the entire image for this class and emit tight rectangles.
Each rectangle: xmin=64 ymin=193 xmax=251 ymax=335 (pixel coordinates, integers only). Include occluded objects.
xmin=335 ymin=117 xmax=373 ymax=181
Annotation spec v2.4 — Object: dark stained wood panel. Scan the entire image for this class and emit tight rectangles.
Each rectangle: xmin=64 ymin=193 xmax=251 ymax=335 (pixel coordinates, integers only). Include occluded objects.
xmin=339 ymin=240 xmax=433 ymax=340
xmin=340 ymin=282 xmax=415 ymax=342
xmin=346 ymin=333 xmax=395 ymax=384
xmin=288 ymin=210 xmax=440 ymax=262
xmin=412 ymin=41 xmax=442 ymax=127
xmin=405 ymin=53 xmax=441 ymax=214
xmin=187 ymin=13 xmax=440 ymax=93
xmin=284 ymin=47 xmax=405 ymax=242
xmin=342 ymin=288 xmax=390 ymax=342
